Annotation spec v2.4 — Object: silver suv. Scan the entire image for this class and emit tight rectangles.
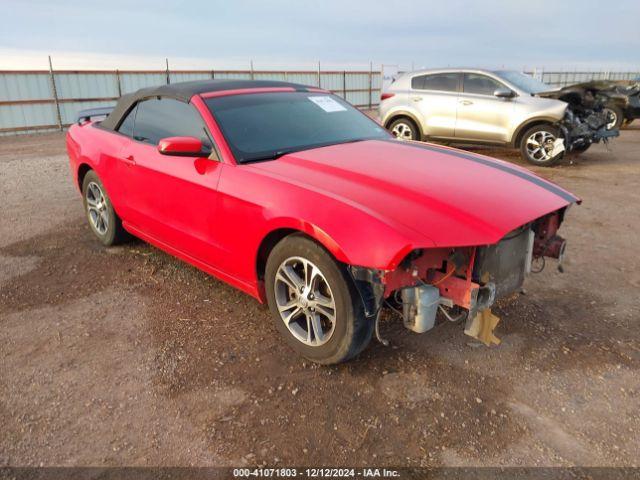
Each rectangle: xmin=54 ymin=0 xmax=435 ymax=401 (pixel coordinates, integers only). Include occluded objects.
xmin=380 ymin=68 xmax=603 ymax=166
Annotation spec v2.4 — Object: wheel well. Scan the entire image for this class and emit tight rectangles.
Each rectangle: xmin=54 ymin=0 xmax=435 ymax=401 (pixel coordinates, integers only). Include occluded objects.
xmin=514 ymin=120 xmax=555 ymax=148
xmin=77 ymin=163 xmax=92 ymax=192
xmin=255 ymin=228 xmax=345 ymax=283
xmin=384 ymin=114 xmax=422 ymax=137
xmin=256 ymin=228 xmax=299 ymax=281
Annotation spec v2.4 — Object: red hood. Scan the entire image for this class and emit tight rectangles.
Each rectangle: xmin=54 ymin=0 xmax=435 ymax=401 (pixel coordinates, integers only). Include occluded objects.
xmin=249 ymin=139 xmax=578 ymax=248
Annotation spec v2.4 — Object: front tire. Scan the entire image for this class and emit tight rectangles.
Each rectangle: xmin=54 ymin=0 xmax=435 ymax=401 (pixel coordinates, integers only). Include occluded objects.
xmin=82 ymin=170 xmax=128 ymax=246
xmin=520 ymin=124 xmax=563 ymax=167
xmin=265 ymin=235 xmax=373 ymax=364
xmin=603 ymin=104 xmax=624 ymax=130
xmin=388 ymin=117 xmax=419 ymax=141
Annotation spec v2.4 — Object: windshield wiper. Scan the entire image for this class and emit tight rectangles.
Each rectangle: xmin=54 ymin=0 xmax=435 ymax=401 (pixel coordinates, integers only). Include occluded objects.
xmin=240 ymin=138 xmax=375 ymax=164
xmin=242 ymin=150 xmax=293 ymax=164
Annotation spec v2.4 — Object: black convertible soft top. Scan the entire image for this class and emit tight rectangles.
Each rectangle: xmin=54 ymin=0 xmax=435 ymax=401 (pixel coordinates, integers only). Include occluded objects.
xmin=100 ymin=79 xmax=314 ymax=130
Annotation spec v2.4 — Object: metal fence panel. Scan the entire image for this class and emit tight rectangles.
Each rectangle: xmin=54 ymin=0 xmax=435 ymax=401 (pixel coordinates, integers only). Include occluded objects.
xmin=282 ymin=73 xmax=318 ymax=85
xmin=119 ymin=73 xmax=167 ymax=94
xmin=212 ymin=71 xmax=252 ymax=80
xmin=320 ymin=73 xmax=342 ymax=91
xmin=54 ymin=73 xmax=119 ymax=99
xmin=0 ymin=102 xmax=57 ymax=131
xmin=0 ymin=73 xmax=51 ymax=101
xmin=169 ymin=72 xmax=211 ymax=83
xmin=253 ymin=72 xmax=287 ymax=81
xmin=525 ymin=70 xmax=640 ymax=87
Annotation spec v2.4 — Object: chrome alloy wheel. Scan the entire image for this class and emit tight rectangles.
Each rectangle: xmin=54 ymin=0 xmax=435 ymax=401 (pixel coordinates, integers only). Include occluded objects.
xmin=274 ymin=257 xmax=336 ymax=347
xmin=525 ymin=130 xmax=557 ymax=162
xmin=391 ymin=122 xmax=414 ymax=140
xmin=85 ymin=181 xmax=109 ymax=235
xmin=604 ymin=107 xmax=618 ymax=130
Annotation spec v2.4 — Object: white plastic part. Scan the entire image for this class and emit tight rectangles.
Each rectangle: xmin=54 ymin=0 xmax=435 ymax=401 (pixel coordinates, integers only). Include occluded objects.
xmin=551 ymin=138 xmax=566 ymax=158
xmin=401 ymin=285 xmax=440 ymax=333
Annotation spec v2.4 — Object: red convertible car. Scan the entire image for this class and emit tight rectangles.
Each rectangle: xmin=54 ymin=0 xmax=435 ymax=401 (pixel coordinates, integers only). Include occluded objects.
xmin=67 ymin=80 xmax=578 ymax=364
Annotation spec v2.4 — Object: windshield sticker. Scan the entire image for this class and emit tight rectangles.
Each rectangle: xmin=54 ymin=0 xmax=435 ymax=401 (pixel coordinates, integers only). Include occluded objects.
xmin=308 ymin=96 xmax=347 ymax=113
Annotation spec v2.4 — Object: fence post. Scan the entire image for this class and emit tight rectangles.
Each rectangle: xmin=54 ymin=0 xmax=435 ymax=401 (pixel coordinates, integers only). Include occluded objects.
xmin=317 ymin=61 xmax=321 ymax=88
xmin=368 ymin=61 xmax=373 ymax=109
xmin=115 ymin=69 xmax=122 ymax=97
xmin=165 ymin=58 xmax=170 ymax=84
xmin=343 ymin=70 xmax=347 ymax=100
xmin=48 ymin=55 xmax=63 ymax=131
xmin=250 ymin=60 xmax=254 ymax=80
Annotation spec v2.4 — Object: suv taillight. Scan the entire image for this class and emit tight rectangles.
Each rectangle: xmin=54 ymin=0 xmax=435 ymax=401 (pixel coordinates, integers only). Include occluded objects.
xmin=381 ymin=93 xmax=395 ymax=101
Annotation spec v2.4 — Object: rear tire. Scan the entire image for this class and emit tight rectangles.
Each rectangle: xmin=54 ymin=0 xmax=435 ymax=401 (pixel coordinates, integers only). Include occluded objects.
xmin=388 ymin=117 xmax=420 ymax=141
xmin=520 ymin=124 xmax=563 ymax=167
xmin=265 ymin=234 xmax=373 ymax=364
xmin=82 ymin=170 xmax=128 ymax=246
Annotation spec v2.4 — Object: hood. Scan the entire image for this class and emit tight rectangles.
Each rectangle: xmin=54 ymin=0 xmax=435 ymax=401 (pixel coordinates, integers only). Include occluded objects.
xmin=249 ymin=139 xmax=578 ymax=248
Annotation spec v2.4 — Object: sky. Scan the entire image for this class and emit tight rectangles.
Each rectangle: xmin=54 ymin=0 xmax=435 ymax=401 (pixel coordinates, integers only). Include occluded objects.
xmin=1 ymin=0 xmax=639 ymax=71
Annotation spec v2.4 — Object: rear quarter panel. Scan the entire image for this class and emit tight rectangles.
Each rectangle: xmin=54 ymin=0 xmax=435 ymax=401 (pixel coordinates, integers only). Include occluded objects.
xmin=66 ymin=123 xmax=130 ymax=214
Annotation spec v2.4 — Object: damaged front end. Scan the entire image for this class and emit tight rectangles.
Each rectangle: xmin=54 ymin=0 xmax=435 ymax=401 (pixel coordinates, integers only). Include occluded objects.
xmin=540 ymin=86 xmax=620 ymax=152
xmin=559 ymin=107 xmax=618 ymax=152
xmin=349 ymin=209 xmax=571 ymax=347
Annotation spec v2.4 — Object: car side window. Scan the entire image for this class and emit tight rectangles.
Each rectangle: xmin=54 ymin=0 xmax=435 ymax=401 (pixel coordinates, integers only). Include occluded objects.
xmin=463 ymin=73 xmax=504 ymax=96
xmin=117 ymin=104 xmax=137 ymax=137
xmin=132 ymin=97 xmax=212 ymax=147
xmin=412 ymin=73 xmax=459 ymax=92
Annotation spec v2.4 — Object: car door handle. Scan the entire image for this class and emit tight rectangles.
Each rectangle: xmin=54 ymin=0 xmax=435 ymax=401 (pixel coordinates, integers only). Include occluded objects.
xmin=121 ymin=155 xmax=136 ymax=166
xmin=411 ymin=96 xmax=423 ymax=102
xmin=459 ymin=100 xmax=473 ymax=106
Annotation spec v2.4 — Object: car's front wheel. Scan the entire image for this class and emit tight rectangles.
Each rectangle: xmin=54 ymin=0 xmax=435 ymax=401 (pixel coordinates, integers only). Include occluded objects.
xmin=265 ymin=234 xmax=373 ymax=364
xmin=520 ymin=124 xmax=564 ymax=167
xmin=82 ymin=170 xmax=128 ymax=246
xmin=603 ymin=104 xmax=624 ymax=130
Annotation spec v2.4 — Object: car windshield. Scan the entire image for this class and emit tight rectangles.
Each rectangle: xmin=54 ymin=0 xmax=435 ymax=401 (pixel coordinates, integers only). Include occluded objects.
xmin=205 ymin=92 xmax=390 ymax=163
xmin=493 ymin=70 xmax=552 ymax=94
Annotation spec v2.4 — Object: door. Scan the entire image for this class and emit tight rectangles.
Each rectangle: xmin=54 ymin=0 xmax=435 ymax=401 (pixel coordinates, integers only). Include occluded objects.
xmin=117 ymin=96 xmax=224 ymax=267
xmin=410 ymin=72 xmax=460 ymax=138
xmin=454 ymin=73 xmax=515 ymax=143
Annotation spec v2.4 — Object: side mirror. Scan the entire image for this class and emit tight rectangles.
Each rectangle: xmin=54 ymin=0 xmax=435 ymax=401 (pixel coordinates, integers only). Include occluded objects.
xmin=158 ymin=136 xmax=207 ymax=157
xmin=494 ymin=88 xmax=516 ymax=99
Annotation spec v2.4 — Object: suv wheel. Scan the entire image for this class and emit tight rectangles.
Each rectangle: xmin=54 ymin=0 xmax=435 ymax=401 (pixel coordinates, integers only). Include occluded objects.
xmin=265 ymin=235 xmax=373 ymax=364
xmin=389 ymin=118 xmax=419 ymax=141
xmin=520 ymin=124 xmax=564 ymax=167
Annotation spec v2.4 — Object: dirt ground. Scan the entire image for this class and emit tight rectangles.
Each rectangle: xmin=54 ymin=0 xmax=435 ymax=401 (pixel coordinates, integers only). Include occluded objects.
xmin=1 ymin=125 xmax=638 ymax=468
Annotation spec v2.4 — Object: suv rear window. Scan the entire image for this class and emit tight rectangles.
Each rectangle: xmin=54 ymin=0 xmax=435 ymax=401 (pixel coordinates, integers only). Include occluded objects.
xmin=411 ymin=73 xmax=459 ymax=92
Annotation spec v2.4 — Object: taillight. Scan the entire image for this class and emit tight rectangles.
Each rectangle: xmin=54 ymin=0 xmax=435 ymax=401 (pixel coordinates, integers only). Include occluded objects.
xmin=381 ymin=93 xmax=395 ymax=101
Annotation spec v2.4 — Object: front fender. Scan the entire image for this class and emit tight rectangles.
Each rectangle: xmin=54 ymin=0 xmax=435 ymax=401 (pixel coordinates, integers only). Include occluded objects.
xmin=258 ymin=210 xmax=426 ymax=273
xmin=259 ymin=216 xmax=352 ymax=265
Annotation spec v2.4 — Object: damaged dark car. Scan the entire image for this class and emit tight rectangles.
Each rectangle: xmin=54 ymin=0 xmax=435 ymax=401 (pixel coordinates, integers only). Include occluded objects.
xmin=540 ymin=79 xmax=640 ymax=130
